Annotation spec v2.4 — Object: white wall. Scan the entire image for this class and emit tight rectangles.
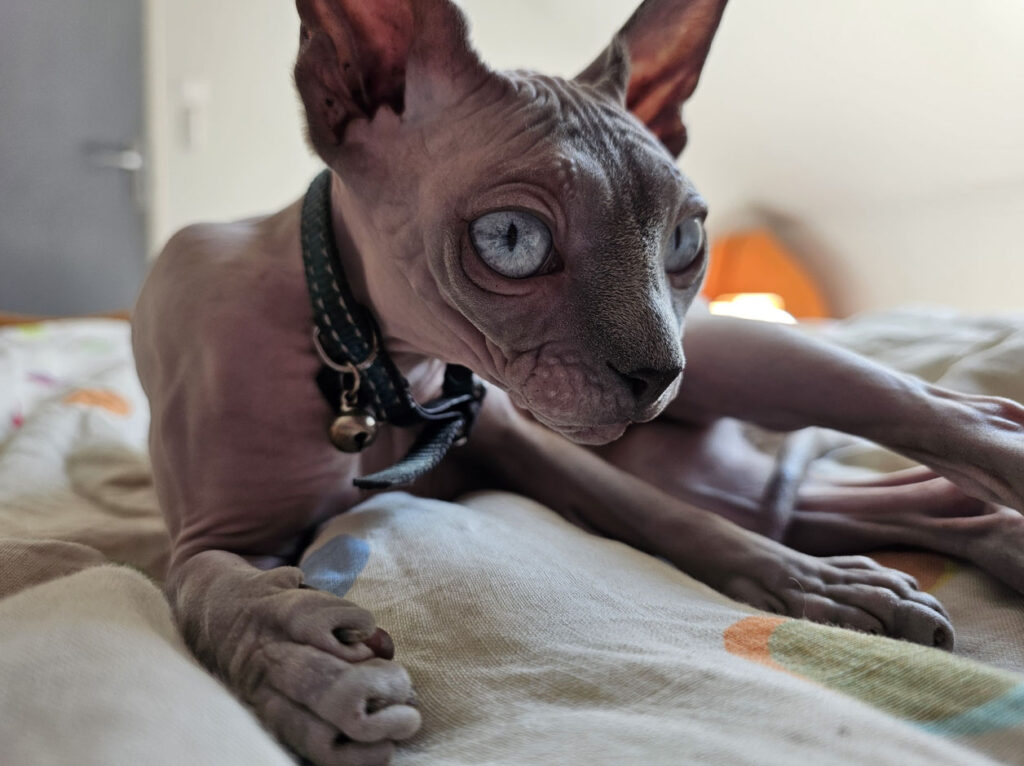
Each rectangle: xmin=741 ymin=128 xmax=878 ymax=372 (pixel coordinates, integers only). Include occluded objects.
xmin=145 ymin=0 xmax=321 ymax=250
xmin=148 ymin=1 xmax=1024 ymax=315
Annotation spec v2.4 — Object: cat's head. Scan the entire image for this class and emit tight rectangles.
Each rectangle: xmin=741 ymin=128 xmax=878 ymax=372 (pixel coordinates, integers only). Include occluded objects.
xmin=295 ymin=0 xmax=727 ymax=443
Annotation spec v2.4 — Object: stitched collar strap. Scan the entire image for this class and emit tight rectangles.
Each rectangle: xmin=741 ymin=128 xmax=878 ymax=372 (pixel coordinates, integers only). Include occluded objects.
xmin=301 ymin=169 xmax=485 ymax=489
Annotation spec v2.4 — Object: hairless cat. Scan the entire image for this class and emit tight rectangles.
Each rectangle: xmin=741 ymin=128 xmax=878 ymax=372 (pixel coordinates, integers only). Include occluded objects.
xmin=132 ymin=0 xmax=1024 ymax=763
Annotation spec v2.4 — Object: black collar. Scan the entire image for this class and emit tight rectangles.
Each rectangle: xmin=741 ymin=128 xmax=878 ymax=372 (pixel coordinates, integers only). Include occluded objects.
xmin=301 ymin=170 xmax=484 ymax=490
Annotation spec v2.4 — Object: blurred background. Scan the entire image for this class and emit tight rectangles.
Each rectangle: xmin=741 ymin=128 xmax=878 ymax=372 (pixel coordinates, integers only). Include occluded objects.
xmin=1 ymin=0 xmax=1022 ymax=317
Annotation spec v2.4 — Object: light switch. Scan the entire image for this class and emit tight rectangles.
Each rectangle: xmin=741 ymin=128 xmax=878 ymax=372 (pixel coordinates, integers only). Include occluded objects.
xmin=180 ymin=78 xmax=212 ymax=151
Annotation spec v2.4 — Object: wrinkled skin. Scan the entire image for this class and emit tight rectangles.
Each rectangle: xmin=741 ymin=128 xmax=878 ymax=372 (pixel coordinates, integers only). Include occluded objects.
xmin=314 ymin=69 xmax=700 ymax=445
xmin=133 ymin=0 xmax=1024 ymax=763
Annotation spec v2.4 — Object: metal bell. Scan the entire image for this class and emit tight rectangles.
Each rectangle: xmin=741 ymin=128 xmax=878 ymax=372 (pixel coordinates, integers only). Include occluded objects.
xmin=328 ymin=407 xmax=379 ymax=452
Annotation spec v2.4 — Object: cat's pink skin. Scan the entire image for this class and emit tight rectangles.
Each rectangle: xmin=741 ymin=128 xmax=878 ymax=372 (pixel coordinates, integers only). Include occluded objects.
xmin=133 ymin=1 xmax=1024 ymax=763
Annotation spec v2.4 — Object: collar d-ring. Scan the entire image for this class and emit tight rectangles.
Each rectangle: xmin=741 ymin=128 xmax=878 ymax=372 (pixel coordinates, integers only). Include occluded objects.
xmin=302 ymin=169 xmax=486 ymax=486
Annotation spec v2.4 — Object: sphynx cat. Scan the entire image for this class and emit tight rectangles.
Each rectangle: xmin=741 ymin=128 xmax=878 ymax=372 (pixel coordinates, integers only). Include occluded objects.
xmin=132 ymin=0 xmax=1024 ymax=763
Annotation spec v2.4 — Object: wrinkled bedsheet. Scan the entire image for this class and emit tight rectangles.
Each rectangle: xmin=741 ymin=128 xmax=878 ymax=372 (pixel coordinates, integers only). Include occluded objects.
xmin=1 ymin=310 xmax=1024 ymax=765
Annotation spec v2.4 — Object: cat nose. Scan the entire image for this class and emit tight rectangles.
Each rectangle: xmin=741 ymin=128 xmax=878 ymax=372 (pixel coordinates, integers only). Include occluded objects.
xmin=609 ymin=363 xmax=683 ymax=412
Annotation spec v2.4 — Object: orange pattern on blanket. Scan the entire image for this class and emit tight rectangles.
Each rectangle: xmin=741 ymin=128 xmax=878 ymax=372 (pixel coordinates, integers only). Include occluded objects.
xmin=722 ymin=616 xmax=789 ymax=672
xmin=63 ymin=389 xmax=132 ymax=417
xmin=870 ymin=551 xmax=957 ymax=592
xmin=723 ymin=612 xmax=1024 ymax=736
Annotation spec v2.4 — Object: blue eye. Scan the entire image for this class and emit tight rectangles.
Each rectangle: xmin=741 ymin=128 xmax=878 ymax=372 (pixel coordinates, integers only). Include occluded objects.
xmin=470 ymin=210 xmax=553 ymax=279
xmin=666 ymin=218 xmax=705 ymax=273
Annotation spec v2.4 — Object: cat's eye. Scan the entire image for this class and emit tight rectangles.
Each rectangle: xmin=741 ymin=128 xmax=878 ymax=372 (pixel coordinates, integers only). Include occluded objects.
xmin=666 ymin=217 xmax=705 ymax=274
xmin=470 ymin=210 xmax=553 ymax=279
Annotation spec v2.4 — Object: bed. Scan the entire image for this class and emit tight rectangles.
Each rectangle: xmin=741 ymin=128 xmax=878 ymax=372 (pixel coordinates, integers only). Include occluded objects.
xmin=1 ymin=309 xmax=1023 ymax=765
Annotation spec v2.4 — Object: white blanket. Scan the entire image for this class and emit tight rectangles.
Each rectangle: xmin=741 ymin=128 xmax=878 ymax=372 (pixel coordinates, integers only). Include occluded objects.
xmin=1 ymin=311 xmax=1023 ymax=766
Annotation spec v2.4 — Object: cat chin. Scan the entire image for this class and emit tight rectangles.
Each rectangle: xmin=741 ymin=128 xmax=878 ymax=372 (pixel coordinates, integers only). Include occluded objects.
xmin=550 ymin=422 xmax=629 ymax=446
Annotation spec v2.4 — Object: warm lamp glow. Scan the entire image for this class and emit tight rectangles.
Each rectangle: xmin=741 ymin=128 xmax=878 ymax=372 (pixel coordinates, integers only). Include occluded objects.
xmin=708 ymin=292 xmax=797 ymax=324
xmin=702 ymin=230 xmax=830 ymax=319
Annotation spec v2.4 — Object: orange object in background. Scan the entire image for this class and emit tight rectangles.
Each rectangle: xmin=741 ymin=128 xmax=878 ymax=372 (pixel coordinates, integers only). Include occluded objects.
xmin=702 ymin=230 xmax=830 ymax=319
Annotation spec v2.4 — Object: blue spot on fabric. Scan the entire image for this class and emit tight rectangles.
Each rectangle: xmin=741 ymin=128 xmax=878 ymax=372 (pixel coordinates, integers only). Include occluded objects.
xmin=301 ymin=535 xmax=371 ymax=597
xmin=918 ymin=684 xmax=1024 ymax=737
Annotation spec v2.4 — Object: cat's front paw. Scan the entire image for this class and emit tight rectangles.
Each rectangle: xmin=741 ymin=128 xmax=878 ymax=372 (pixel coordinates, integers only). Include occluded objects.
xmin=180 ymin=563 xmax=420 ymax=766
xmin=719 ymin=546 xmax=954 ymax=649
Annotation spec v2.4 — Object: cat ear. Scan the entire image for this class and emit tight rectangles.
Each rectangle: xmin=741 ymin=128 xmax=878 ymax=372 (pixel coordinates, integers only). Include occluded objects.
xmin=403 ymin=0 xmax=495 ymax=119
xmin=576 ymin=36 xmax=631 ymax=104
xmin=294 ymin=0 xmax=491 ymax=158
xmin=577 ymin=0 xmax=728 ymax=157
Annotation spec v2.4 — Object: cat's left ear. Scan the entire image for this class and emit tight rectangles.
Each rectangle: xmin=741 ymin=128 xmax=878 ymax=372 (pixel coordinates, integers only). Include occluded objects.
xmin=576 ymin=0 xmax=728 ymax=157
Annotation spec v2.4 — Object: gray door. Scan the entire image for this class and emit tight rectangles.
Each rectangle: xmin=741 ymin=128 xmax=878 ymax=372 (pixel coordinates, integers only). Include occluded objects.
xmin=0 ymin=0 xmax=146 ymax=315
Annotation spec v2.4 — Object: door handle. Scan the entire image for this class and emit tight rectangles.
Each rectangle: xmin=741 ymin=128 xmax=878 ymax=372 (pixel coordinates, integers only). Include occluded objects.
xmin=84 ymin=142 xmax=144 ymax=172
xmin=82 ymin=141 xmax=147 ymax=211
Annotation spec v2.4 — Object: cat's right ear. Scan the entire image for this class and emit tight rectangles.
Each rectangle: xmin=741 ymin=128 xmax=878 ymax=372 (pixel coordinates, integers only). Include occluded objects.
xmin=294 ymin=0 xmax=492 ymax=160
